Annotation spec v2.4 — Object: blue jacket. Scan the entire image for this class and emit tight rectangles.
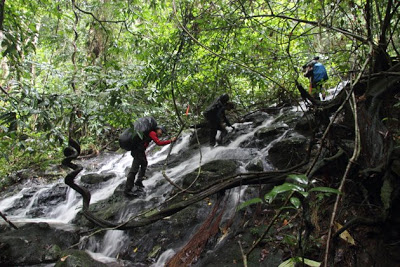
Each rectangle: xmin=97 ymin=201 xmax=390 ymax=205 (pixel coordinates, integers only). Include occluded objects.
xmin=313 ymin=62 xmax=328 ymax=83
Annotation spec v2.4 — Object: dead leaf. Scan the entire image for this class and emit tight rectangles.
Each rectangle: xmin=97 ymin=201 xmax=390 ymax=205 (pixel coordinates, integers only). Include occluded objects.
xmin=60 ymin=255 xmax=70 ymax=262
xmin=335 ymin=222 xmax=356 ymax=245
xmin=133 ymin=247 xmax=138 ymax=253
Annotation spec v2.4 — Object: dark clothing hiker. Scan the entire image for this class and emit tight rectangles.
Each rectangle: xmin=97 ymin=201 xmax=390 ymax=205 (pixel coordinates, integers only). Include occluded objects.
xmin=203 ymin=94 xmax=234 ymax=146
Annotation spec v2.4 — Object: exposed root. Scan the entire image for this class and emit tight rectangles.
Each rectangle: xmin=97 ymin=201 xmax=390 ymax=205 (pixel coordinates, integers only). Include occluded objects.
xmin=166 ymin=195 xmax=226 ymax=266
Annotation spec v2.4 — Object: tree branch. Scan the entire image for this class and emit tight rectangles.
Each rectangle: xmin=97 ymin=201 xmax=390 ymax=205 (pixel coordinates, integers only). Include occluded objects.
xmin=323 ymin=90 xmax=362 ymax=267
xmin=171 ymin=0 xmax=286 ymax=91
xmin=0 ymin=211 xmax=18 ymax=229
xmin=0 ymin=85 xmax=8 ymax=95
xmin=241 ymin=14 xmax=369 ymax=44
xmin=0 ymin=0 xmax=5 ymax=31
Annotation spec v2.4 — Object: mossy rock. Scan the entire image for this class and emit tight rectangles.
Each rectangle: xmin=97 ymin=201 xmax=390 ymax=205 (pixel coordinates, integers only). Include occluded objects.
xmin=245 ymin=158 xmax=264 ymax=172
xmin=182 ymin=159 xmax=238 ymax=188
xmin=0 ymin=223 xmax=79 ymax=265
xmin=80 ymin=172 xmax=116 ymax=184
xmin=268 ymin=134 xmax=308 ymax=169
xmin=255 ymin=124 xmax=289 ymax=142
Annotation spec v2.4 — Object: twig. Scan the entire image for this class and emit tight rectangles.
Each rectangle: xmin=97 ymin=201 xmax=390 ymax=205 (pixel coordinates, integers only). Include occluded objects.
xmin=323 ymin=91 xmax=361 ymax=267
xmin=239 ymin=241 xmax=248 ymax=267
xmin=241 ymin=14 xmax=369 ymax=44
xmin=0 ymin=211 xmax=18 ymax=229
xmin=0 ymin=85 xmax=8 ymax=95
xmin=72 ymin=1 xmax=126 ymax=34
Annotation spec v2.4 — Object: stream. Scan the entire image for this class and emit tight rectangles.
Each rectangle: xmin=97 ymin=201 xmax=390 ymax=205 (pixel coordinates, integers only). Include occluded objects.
xmin=0 ymin=85 xmax=344 ymax=266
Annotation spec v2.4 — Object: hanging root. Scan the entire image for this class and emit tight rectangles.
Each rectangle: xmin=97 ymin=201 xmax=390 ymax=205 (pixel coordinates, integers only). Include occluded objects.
xmin=62 ymin=138 xmax=117 ymax=228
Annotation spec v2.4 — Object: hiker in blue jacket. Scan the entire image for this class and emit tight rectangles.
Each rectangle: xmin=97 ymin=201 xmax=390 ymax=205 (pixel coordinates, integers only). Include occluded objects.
xmin=303 ymin=57 xmax=329 ymax=100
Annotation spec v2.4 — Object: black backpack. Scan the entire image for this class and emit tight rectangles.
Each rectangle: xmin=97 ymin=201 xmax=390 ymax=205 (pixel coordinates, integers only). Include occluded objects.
xmin=203 ymin=94 xmax=229 ymax=120
xmin=203 ymin=99 xmax=222 ymax=120
xmin=119 ymin=117 xmax=158 ymax=151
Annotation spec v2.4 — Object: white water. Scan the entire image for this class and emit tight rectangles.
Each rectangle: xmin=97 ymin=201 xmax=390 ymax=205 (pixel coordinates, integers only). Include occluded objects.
xmin=0 ymin=115 xmax=302 ymax=264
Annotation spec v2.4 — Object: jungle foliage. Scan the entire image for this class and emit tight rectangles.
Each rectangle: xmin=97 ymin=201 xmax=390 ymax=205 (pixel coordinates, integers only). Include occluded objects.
xmin=0 ymin=0 xmax=399 ymax=182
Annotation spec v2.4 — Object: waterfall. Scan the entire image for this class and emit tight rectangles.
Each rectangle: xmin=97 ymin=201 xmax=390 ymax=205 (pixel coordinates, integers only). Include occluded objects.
xmin=0 ymin=112 xmax=304 ymax=264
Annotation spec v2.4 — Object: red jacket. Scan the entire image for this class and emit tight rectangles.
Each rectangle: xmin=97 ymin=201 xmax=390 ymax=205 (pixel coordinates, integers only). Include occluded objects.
xmin=144 ymin=131 xmax=171 ymax=148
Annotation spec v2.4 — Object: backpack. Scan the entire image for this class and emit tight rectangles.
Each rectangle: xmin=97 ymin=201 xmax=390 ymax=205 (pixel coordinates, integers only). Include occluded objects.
xmin=119 ymin=117 xmax=158 ymax=151
xmin=313 ymin=62 xmax=328 ymax=83
xmin=203 ymin=102 xmax=219 ymax=119
xmin=203 ymin=95 xmax=227 ymax=119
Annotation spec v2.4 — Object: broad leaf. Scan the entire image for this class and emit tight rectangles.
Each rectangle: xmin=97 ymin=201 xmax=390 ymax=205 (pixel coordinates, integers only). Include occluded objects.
xmin=265 ymin=183 xmax=305 ymax=203
xmin=237 ymin=198 xmax=263 ymax=211
xmin=290 ymin=197 xmax=301 ymax=209
xmin=287 ymin=174 xmax=308 ymax=185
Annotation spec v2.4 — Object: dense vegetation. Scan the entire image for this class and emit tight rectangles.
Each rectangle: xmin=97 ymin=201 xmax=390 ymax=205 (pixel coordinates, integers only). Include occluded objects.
xmin=1 ymin=0 xmax=400 ymax=265
xmin=1 ymin=0 xmax=398 ymax=182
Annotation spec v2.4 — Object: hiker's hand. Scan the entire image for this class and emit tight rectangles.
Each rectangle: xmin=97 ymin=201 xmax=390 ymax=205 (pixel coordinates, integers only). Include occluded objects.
xmin=171 ymin=137 xmax=177 ymax=142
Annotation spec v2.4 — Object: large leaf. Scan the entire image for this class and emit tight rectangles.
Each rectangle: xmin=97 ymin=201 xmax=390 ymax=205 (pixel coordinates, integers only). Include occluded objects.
xmin=264 ymin=183 xmax=305 ymax=203
xmin=287 ymin=174 xmax=308 ymax=185
xmin=237 ymin=197 xmax=263 ymax=211
xmin=290 ymin=197 xmax=301 ymax=209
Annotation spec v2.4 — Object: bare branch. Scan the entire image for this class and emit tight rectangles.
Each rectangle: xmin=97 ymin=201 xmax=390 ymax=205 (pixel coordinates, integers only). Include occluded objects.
xmin=242 ymin=14 xmax=369 ymax=44
xmin=73 ymin=2 xmax=126 ymax=24
xmin=0 ymin=85 xmax=8 ymax=95
xmin=0 ymin=211 xmax=18 ymax=229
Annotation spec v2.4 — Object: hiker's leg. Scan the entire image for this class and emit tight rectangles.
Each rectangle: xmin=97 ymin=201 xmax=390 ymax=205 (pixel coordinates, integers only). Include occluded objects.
xmin=311 ymin=79 xmax=321 ymax=100
xmin=125 ymin=152 xmax=140 ymax=192
xmin=209 ymin=128 xmax=217 ymax=146
xmin=135 ymin=151 xmax=148 ymax=187
xmin=208 ymin=119 xmax=218 ymax=146
xmin=217 ymin=123 xmax=228 ymax=144
xmin=318 ymin=81 xmax=327 ymax=100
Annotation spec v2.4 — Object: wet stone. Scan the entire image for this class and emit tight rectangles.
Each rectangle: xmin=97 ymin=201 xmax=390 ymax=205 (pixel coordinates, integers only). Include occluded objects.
xmin=268 ymin=133 xmax=308 ymax=169
xmin=245 ymin=158 xmax=264 ymax=172
xmin=80 ymin=172 xmax=116 ymax=184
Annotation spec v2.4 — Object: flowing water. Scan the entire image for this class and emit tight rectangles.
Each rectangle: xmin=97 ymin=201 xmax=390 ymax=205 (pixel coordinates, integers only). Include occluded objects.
xmin=0 ymin=108 xmax=302 ymax=265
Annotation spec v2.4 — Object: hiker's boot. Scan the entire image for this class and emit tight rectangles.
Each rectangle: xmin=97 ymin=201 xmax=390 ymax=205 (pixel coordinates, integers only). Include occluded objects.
xmin=135 ymin=177 xmax=145 ymax=190
xmin=124 ymin=172 xmax=137 ymax=197
xmin=135 ymin=171 xmax=146 ymax=189
xmin=124 ymin=190 xmax=136 ymax=197
xmin=135 ymin=180 xmax=144 ymax=188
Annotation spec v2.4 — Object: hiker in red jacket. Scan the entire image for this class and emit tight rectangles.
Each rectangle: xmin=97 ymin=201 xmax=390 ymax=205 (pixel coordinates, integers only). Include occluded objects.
xmin=125 ymin=126 xmax=176 ymax=197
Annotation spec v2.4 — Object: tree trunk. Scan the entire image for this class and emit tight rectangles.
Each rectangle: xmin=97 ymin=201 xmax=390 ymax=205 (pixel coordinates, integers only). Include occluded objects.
xmin=0 ymin=0 xmax=5 ymax=31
